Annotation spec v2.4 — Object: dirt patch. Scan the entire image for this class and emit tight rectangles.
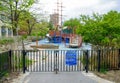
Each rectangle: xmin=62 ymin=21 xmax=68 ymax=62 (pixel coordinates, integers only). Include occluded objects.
xmin=94 ymin=70 xmax=120 ymax=83
xmin=0 ymin=72 xmax=20 ymax=83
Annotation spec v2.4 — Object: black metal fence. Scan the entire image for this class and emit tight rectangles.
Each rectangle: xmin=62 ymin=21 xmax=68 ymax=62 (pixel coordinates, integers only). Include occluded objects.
xmin=0 ymin=51 xmax=10 ymax=78
xmin=0 ymin=49 xmax=120 ymax=75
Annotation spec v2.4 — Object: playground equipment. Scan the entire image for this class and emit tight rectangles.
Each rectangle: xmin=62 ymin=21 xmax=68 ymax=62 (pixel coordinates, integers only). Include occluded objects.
xmin=48 ymin=29 xmax=82 ymax=48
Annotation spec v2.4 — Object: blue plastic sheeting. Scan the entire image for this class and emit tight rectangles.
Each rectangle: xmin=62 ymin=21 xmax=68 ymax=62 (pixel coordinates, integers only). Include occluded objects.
xmin=52 ymin=36 xmax=62 ymax=43
xmin=66 ymin=50 xmax=77 ymax=65
xmin=65 ymin=38 xmax=69 ymax=43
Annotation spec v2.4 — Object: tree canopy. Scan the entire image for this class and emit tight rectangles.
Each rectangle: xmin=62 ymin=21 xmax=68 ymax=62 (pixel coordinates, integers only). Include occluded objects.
xmin=0 ymin=0 xmax=35 ymax=35
xmin=64 ymin=10 xmax=120 ymax=48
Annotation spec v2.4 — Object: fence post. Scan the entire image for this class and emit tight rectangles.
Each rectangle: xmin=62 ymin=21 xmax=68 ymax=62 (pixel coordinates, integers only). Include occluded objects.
xmin=98 ymin=50 xmax=101 ymax=72
xmin=118 ymin=49 xmax=120 ymax=69
xmin=22 ymin=50 xmax=26 ymax=73
xmin=54 ymin=50 xmax=58 ymax=74
xmin=9 ymin=50 xmax=12 ymax=72
xmin=86 ymin=50 xmax=89 ymax=73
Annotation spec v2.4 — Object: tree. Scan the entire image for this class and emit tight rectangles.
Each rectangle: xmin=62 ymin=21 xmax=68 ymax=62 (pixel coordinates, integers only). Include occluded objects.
xmin=76 ymin=11 xmax=120 ymax=48
xmin=32 ymin=21 xmax=49 ymax=37
xmin=19 ymin=10 xmax=37 ymax=35
xmin=0 ymin=0 xmax=35 ymax=35
xmin=63 ymin=18 xmax=81 ymax=34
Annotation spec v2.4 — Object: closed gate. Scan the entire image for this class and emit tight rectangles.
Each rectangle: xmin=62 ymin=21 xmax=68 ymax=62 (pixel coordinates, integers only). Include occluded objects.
xmin=25 ymin=50 xmax=85 ymax=72
xmin=1 ymin=49 xmax=119 ymax=74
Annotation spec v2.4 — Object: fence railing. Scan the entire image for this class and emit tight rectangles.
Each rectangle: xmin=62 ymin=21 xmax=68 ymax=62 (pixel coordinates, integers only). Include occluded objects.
xmin=0 ymin=49 xmax=120 ymax=75
xmin=0 ymin=51 xmax=10 ymax=78
xmin=85 ymin=49 xmax=120 ymax=72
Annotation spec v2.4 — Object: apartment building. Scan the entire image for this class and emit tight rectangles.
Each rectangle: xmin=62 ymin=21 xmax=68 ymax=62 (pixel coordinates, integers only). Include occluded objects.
xmin=0 ymin=12 xmax=13 ymax=37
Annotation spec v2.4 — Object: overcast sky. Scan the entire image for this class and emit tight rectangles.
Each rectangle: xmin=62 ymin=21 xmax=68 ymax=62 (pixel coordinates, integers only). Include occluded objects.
xmin=32 ymin=0 xmax=120 ymax=20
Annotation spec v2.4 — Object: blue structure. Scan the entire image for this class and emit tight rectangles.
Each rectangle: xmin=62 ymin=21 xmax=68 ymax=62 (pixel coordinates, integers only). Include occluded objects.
xmin=65 ymin=38 xmax=69 ymax=43
xmin=52 ymin=36 xmax=62 ymax=43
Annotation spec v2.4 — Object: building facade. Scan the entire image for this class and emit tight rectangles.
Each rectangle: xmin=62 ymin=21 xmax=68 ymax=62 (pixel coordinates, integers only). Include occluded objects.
xmin=0 ymin=12 xmax=13 ymax=37
xmin=50 ymin=13 xmax=59 ymax=27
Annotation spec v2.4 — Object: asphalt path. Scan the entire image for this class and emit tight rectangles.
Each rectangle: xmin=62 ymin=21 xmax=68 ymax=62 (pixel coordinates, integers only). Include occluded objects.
xmin=23 ymin=72 xmax=98 ymax=83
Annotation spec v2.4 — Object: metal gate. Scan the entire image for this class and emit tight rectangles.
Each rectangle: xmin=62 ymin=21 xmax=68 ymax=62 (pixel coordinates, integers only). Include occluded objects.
xmin=25 ymin=50 xmax=85 ymax=72
xmin=2 ymin=49 xmax=120 ymax=74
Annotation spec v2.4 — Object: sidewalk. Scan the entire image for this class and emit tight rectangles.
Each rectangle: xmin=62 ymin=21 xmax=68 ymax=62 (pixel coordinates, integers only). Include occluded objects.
xmin=11 ymin=71 xmax=113 ymax=83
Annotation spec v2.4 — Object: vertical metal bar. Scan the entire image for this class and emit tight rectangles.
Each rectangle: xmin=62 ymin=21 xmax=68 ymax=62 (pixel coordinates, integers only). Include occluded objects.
xmin=0 ymin=53 xmax=1 ymax=72
xmin=19 ymin=50 xmax=22 ymax=72
xmin=109 ymin=49 xmax=111 ymax=69
xmin=93 ymin=50 xmax=95 ymax=71
xmin=109 ymin=50 xmax=113 ymax=69
xmin=27 ymin=51 xmax=29 ymax=72
xmin=44 ymin=50 xmax=46 ymax=72
xmin=22 ymin=50 xmax=26 ymax=73
xmin=43 ymin=50 xmax=46 ymax=71
xmin=51 ymin=50 xmax=52 ymax=71
xmin=33 ymin=50 xmax=35 ymax=72
xmin=14 ymin=50 xmax=16 ymax=72
xmin=16 ymin=50 xmax=18 ymax=72
xmin=113 ymin=49 xmax=115 ymax=69
xmin=114 ymin=49 xmax=116 ymax=69
xmin=39 ymin=50 xmax=41 ymax=72
xmin=101 ymin=49 xmax=103 ymax=71
xmin=106 ymin=49 xmax=108 ymax=70
xmin=63 ymin=50 xmax=65 ymax=71
xmin=118 ymin=49 xmax=120 ymax=69
xmin=42 ymin=50 xmax=44 ymax=72
xmin=13 ymin=51 xmax=15 ymax=72
xmin=98 ymin=50 xmax=101 ymax=72
xmin=35 ymin=50 xmax=37 ymax=72
xmin=90 ymin=50 xmax=93 ymax=71
xmin=54 ymin=50 xmax=58 ymax=74
xmin=61 ymin=50 xmax=62 ymax=72
xmin=86 ymin=50 xmax=89 ymax=73
xmin=8 ymin=50 xmax=12 ymax=72
xmin=29 ymin=51 xmax=31 ymax=72
xmin=31 ymin=51 xmax=33 ymax=72
xmin=48 ymin=50 xmax=49 ymax=72
xmin=77 ymin=50 xmax=78 ymax=71
xmin=58 ymin=50 xmax=59 ymax=71
xmin=80 ymin=50 xmax=82 ymax=71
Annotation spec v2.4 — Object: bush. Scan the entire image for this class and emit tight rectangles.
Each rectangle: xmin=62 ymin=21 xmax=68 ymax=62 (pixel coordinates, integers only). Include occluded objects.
xmin=0 ymin=38 xmax=14 ymax=45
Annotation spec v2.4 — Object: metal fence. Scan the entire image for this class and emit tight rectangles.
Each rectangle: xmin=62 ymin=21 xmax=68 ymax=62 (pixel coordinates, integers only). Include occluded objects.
xmin=0 ymin=49 xmax=120 ymax=75
xmin=0 ymin=51 xmax=10 ymax=78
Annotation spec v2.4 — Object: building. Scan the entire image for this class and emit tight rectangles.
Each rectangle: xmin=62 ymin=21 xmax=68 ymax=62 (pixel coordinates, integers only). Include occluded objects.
xmin=50 ymin=13 xmax=59 ymax=27
xmin=0 ymin=12 xmax=13 ymax=37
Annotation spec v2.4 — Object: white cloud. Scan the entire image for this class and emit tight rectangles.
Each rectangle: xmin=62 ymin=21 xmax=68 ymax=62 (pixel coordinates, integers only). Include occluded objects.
xmin=92 ymin=1 xmax=117 ymax=14
xmin=34 ymin=0 xmax=119 ymax=20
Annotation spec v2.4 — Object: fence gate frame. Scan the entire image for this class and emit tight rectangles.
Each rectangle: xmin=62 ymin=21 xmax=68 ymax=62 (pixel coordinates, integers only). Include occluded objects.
xmin=22 ymin=49 xmax=87 ymax=73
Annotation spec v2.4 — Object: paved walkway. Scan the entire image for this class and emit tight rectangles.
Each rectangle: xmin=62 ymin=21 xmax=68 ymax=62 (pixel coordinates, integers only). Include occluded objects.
xmin=22 ymin=72 xmax=113 ymax=83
